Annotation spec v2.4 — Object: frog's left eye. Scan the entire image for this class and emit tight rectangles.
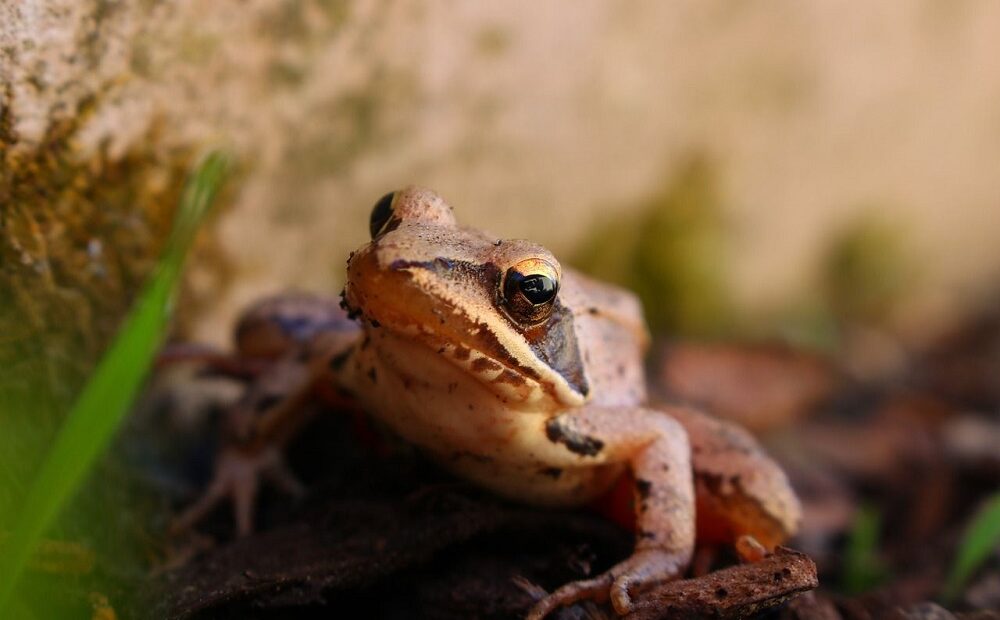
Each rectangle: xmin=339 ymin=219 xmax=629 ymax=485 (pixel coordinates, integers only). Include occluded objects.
xmin=369 ymin=191 xmax=397 ymax=239
xmin=502 ymin=259 xmax=560 ymax=323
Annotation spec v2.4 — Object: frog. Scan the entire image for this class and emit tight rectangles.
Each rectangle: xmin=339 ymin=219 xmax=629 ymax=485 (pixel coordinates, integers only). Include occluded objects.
xmin=170 ymin=186 xmax=801 ymax=618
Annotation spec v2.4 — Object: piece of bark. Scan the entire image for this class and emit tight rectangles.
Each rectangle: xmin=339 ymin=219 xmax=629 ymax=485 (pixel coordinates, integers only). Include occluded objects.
xmin=624 ymin=548 xmax=817 ymax=619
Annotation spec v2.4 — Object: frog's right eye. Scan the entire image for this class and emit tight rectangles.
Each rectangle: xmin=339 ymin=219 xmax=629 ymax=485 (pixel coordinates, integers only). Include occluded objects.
xmin=369 ymin=191 xmax=397 ymax=239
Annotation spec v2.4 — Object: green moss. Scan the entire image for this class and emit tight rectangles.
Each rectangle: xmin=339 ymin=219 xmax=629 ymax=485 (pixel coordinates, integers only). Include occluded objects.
xmin=571 ymin=156 xmax=732 ymax=336
xmin=0 ymin=94 xmax=190 ymax=411
xmin=822 ymin=214 xmax=914 ymax=323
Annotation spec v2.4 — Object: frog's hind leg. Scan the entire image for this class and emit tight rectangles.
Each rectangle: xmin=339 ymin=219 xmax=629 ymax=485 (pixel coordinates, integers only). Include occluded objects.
xmin=528 ymin=407 xmax=695 ymax=619
xmin=665 ymin=405 xmax=802 ymax=554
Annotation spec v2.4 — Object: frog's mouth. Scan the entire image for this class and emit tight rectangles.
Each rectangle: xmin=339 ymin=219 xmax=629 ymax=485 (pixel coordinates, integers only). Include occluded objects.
xmin=344 ymin=248 xmax=589 ymax=410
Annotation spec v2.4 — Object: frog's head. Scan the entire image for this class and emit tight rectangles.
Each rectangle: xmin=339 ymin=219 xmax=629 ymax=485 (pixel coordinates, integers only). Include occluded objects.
xmin=343 ymin=187 xmax=589 ymax=410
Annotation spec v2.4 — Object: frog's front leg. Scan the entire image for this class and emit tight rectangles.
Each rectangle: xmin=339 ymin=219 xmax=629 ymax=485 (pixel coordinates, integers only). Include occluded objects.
xmin=529 ymin=407 xmax=695 ymax=619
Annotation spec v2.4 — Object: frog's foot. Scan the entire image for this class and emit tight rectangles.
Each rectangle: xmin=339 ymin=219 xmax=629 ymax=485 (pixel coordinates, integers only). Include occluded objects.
xmin=169 ymin=446 xmax=304 ymax=537
xmin=526 ymin=548 xmax=688 ymax=619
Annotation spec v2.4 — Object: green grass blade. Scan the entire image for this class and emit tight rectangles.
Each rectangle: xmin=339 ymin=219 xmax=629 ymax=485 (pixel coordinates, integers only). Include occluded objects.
xmin=943 ymin=492 xmax=1000 ymax=602
xmin=0 ymin=152 xmax=229 ymax=611
xmin=841 ymin=504 xmax=887 ymax=594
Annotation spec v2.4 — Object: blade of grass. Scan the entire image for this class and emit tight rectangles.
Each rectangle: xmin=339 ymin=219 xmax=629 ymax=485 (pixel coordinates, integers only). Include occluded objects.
xmin=841 ymin=504 xmax=887 ymax=595
xmin=942 ymin=492 xmax=1000 ymax=603
xmin=0 ymin=152 xmax=229 ymax=611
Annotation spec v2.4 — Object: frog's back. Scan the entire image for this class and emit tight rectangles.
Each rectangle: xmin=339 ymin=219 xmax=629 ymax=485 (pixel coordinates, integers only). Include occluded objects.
xmin=561 ymin=268 xmax=649 ymax=408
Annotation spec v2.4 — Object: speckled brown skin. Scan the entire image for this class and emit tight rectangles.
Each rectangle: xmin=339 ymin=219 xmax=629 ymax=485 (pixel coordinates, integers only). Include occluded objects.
xmin=667 ymin=405 xmax=801 ymax=552
xmin=175 ymin=187 xmax=801 ymax=617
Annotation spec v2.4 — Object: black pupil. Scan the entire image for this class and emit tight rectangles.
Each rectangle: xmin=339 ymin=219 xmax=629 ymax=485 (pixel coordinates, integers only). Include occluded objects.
xmin=517 ymin=273 xmax=557 ymax=305
xmin=369 ymin=192 xmax=395 ymax=238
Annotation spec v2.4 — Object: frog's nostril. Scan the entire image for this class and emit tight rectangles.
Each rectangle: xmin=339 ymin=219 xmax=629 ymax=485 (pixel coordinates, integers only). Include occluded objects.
xmin=369 ymin=191 xmax=397 ymax=239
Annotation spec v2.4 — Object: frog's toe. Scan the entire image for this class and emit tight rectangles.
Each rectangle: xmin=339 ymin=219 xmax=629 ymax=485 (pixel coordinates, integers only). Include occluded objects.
xmin=170 ymin=446 xmax=303 ymax=537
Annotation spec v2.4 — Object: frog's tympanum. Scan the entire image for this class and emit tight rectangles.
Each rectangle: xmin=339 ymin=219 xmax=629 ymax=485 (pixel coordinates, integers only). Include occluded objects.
xmin=173 ymin=187 xmax=801 ymax=618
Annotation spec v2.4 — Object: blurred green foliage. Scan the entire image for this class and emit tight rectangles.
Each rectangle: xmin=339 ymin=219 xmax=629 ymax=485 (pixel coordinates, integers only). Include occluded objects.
xmin=572 ymin=159 xmax=917 ymax=350
xmin=572 ymin=156 xmax=732 ymax=337
xmin=841 ymin=504 xmax=888 ymax=595
xmin=821 ymin=215 xmax=913 ymax=324
xmin=943 ymin=492 xmax=1000 ymax=603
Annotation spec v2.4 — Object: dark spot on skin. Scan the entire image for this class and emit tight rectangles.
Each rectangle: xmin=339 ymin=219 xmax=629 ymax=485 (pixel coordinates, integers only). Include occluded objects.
xmin=340 ymin=296 xmax=362 ymax=321
xmin=715 ymin=587 xmax=728 ymax=599
xmin=467 ymin=404 xmax=474 ymax=411
xmin=494 ymin=369 xmax=527 ymax=386
xmin=453 ymin=345 xmax=471 ymax=361
xmin=545 ymin=418 xmax=604 ymax=457
xmin=636 ymin=479 xmax=653 ymax=500
xmin=437 ymin=347 xmax=446 ymax=354
xmin=588 ymin=307 xmax=600 ymax=315
xmin=773 ymin=571 xmax=786 ymax=582
xmin=539 ymin=467 xmax=562 ymax=479
xmin=471 ymin=357 xmax=502 ymax=373
xmin=616 ymin=364 xmax=625 ymax=377
xmin=448 ymin=382 xmax=458 ymax=393
xmin=367 ymin=367 xmax=377 ymax=383
xmin=370 ymin=319 xmax=380 ymax=328
xmin=329 ymin=349 xmax=351 ymax=370
xmin=255 ymin=394 xmax=283 ymax=413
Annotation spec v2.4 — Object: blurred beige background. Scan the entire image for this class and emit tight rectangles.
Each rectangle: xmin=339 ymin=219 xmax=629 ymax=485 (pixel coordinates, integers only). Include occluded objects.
xmin=4 ymin=0 xmax=999 ymax=346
